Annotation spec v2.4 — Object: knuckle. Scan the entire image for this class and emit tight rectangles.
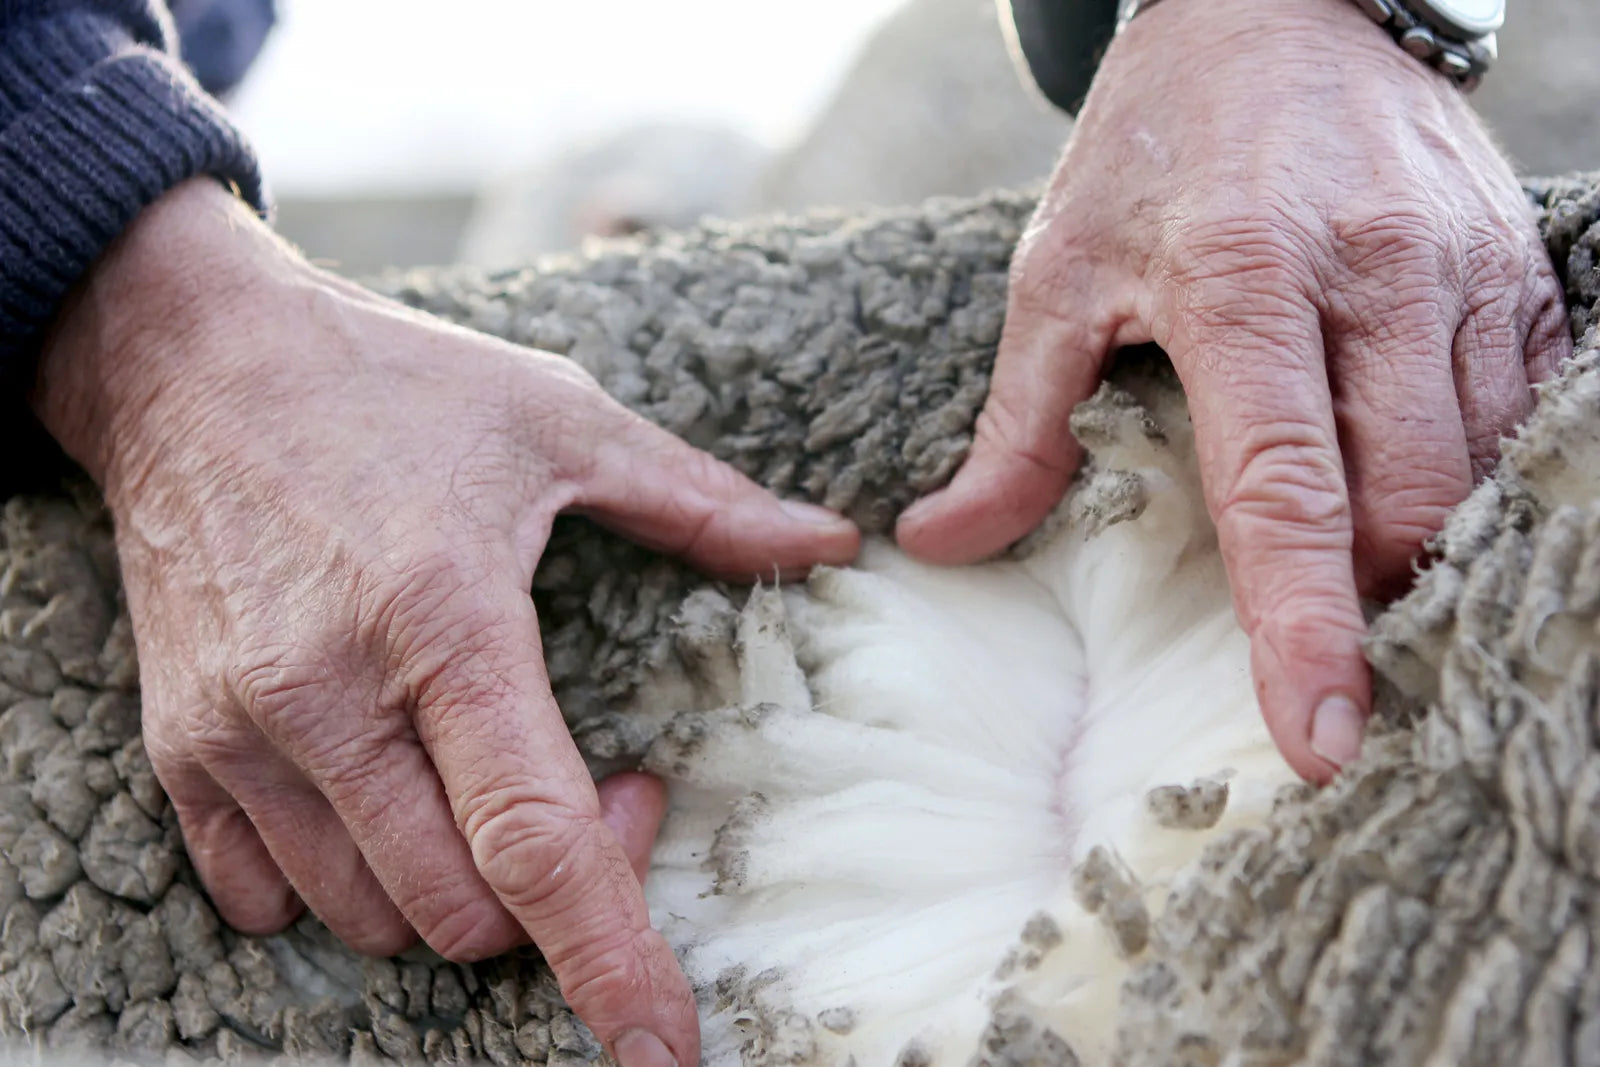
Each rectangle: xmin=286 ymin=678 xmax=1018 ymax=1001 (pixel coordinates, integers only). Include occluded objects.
xmin=338 ymin=917 xmax=418 ymax=959
xmin=172 ymin=798 xmax=248 ymax=862
xmin=520 ymin=376 xmax=629 ymax=482
xmin=227 ymin=658 xmax=325 ymax=731
xmin=1524 ymin=273 xmax=1574 ymax=367
xmin=358 ymin=553 xmax=528 ymax=711
xmin=1331 ymin=204 xmax=1454 ymax=278
xmin=653 ymin=447 xmax=744 ymax=547
xmin=376 ymin=535 xmax=501 ymax=621
xmin=1326 ymin=290 xmax=1453 ymax=367
xmin=1168 ymin=269 xmax=1317 ymax=360
xmin=1163 ymin=200 xmax=1317 ymax=296
xmin=302 ymin=732 xmax=412 ymax=812
xmin=1360 ymin=443 xmax=1464 ymax=496
xmin=377 ymin=545 xmax=496 ymax=639
xmin=1352 ymin=483 xmax=1460 ymax=572
xmin=1463 ymin=226 xmax=1527 ymax=290
xmin=1455 ymin=312 xmax=1520 ymax=373
xmin=411 ymin=645 xmax=521 ymax=737
xmin=1216 ymin=430 xmax=1349 ymax=540
xmin=1369 ymin=284 xmax=1456 ymax=348
xmin=412 ymin=900 xmax=522 ymax=963
xmin=172 ymin=702 xmax=267 ymax=778
xmin=1007 ymin=226 xmax=1092 ymax=317
xmin=1466 ymin=433 xmax=1506 ymax=483
xmin=1257 ymin=595 xmax=1368 ymax=670
xmin=665 ymin=503 xmax=723 ymax=563
xmin=1460 ymin=381 xmax=1527 ymax=451
xmin=223 ymin=649 xmax=409 ymax=799
xmin=461 ymin=787 xmax=604 ymax=913
xmin=1527 ymin=259 xmax=1567 ymax=312
xmin=512 ymin=349 xmax=607 ymax=410
xmin=556 ymin=929 xmax=661 ymax=1021
xmin=971 ymin=393 xmax=1071 ymax=478
xmin=212 ymin=639 xmax=418 ymax=815
xmin=1212 ymin=430 xmax=1354 ymax=630
xmin=1359 ymin=451 xmax=1469 ymax=517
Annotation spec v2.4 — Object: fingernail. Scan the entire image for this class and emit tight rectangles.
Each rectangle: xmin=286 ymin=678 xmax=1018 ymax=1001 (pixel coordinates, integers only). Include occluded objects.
xmin=615 ymin=1029 xmax=677 ymax=1067
xmin=779 ymin=499 xmax=850 ymax=528
xmin=1310 ymin=694 xmax=1365 ymax=768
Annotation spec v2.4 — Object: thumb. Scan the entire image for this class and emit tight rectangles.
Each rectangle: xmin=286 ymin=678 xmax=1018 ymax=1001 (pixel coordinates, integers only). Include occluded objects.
xmin=896 ymin=250 xmax=1118 ymax=563
xmin=573 ymin=399 xmax=860 ymax=580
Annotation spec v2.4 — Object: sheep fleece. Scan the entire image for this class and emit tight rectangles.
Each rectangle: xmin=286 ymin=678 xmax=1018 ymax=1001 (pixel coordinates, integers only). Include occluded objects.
xmin=3 ymin=178 xmax=1600 ymax=1065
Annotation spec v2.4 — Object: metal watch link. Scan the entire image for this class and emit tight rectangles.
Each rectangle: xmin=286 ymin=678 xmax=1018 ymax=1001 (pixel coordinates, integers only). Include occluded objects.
xmin=1114 ymin=0 xmax=1503 ymax=91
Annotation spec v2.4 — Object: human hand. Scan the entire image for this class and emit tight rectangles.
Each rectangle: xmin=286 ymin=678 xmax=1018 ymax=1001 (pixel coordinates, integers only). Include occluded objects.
xmin=898 ymin=0 xmax=1570 ymax=781
xmin=32 ymin=180 xmax=860 ymax=1067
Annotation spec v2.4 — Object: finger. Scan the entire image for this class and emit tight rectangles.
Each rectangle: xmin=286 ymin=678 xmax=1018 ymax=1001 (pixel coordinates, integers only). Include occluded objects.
xmin=199 ymin=737 xmax=418 ymax=957
xmin=1162 ymin=274 xmax=1369 ymax=783
xmin=1451 ymin=228 xmax=1566 ymax=476
xmin=1453 ymin=290 xmax=1534 ymax=482
xmin=405 ymin=575 xmax=699 ymax=1067
xmin=597 ymin=772 xmax=669 ymax=888
xmin=895 ymin=245 xmax=1122 ymax=564
xmin=253 ymin=690 xmax=529 ymax=962
xmin=1324 ymin=291 xmax=1471 ymax=597
xmin=574 ymin=400 xmax=859 ymax=581
xmin=153 ymin=748 xmax=304 ymax=935
xmin=1522 ymin=266 xmax=1573 ymax=388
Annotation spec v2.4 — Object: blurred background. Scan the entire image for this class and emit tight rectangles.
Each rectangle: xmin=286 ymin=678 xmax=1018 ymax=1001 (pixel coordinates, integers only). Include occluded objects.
xmin=214 ymin=0 xmax=1600 ymax=275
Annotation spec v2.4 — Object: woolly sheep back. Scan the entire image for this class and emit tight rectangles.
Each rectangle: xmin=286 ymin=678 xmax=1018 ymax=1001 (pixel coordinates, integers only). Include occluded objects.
xmin=1 ymin=177 xmax=1599 ymax=1064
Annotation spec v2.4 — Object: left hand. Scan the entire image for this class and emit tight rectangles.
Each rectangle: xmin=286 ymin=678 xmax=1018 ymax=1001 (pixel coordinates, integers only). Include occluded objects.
xmin=31 ymin=179 xmax=862 ymax=1067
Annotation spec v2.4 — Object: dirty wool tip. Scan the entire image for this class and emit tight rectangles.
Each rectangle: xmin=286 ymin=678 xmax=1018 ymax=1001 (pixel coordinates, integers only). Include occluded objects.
xmin=641 ymin=367 xmax=1298 ymax=1066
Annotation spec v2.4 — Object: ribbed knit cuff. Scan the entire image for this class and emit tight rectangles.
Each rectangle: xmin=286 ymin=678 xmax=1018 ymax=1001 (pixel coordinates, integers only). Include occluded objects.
xmin=0 ymin=13 xmax=268 ymax=370
xmin=1004 ymin=0 xmax=1120 ymax=115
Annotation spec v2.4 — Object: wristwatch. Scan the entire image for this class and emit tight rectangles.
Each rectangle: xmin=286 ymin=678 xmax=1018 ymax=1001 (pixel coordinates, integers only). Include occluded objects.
xmin=1115 ymin=0 xmax=1503 ymax=90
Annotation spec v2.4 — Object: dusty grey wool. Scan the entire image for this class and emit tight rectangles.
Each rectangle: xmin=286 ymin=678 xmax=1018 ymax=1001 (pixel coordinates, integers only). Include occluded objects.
xmin=1 ymin=175 xmax=1599 ymax=1065
xmin=1104 ymin=175 xmax=1600 ymax=1067
xmin=388 ymin=192 xmax=1030 ymax=740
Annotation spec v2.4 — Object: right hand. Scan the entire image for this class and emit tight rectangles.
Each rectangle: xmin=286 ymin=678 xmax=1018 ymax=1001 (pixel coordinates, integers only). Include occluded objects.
xmin=32 ymin=179 xmax=861 ymax=1067
xmin=899 ymin=0 xmax=1569 ymax=781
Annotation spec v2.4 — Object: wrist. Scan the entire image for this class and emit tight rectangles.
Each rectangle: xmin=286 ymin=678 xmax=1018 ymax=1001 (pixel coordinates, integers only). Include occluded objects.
xmin=1112 ymin=0 xmax=1472 ymax=89
xmin=1106 ymin=0 xmax=1451 ymax=91
xmin=30 ymin=179 xmax=293 ymax=498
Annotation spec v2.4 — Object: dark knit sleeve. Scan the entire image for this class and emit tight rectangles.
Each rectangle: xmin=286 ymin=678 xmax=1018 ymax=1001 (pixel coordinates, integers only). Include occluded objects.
xmin=0 ymin=1 xmax=267 ymax=369
xmin=1003 ymin=0 xmax=1121 ymax=115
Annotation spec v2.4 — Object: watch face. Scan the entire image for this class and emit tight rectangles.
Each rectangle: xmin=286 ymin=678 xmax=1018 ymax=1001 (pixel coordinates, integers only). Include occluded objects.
xmin=1411 ymin=0 xmax=1505 ymax=37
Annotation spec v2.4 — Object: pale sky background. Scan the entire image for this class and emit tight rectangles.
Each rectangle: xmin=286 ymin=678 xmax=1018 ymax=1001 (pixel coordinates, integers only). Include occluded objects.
xmin=230 ymin=0 xmax=908 ymax=195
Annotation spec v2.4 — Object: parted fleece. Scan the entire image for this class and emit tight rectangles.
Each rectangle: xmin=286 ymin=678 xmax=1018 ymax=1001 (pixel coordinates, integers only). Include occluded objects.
xmin=1 ymin=177 xmax=1599 ymax=1064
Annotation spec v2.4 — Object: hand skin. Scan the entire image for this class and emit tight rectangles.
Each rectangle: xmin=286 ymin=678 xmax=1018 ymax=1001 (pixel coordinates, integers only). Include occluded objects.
xmin=31 ymin=179 xmax=861 ymax=1067
xmin=900 ymin=0 xmax=1571 ymax=782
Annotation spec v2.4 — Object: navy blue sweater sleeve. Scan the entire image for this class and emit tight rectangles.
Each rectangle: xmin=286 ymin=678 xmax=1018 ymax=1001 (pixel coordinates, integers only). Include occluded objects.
xmin=0 ymin=0 xmax=266 ymax=371
xmin=1004 ymin=0 xmax=1121 ymax=115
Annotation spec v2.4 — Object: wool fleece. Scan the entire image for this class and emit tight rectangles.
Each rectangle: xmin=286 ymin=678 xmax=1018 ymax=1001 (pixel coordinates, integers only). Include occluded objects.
xmin=2 ymin=176 xmax=1600 ymax=1064
xmin=642 ymin=358 xmax=1295 ymax=1066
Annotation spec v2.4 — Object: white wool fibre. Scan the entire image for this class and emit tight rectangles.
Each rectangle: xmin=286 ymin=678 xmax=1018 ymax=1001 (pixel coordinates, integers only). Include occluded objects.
xmin=643 ymin=375 xmax=1300 ymax=1066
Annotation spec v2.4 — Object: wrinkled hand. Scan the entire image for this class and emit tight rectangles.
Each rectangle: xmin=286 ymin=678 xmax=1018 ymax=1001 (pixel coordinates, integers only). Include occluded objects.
xmin=32 ymin=180 xmax=860 ymax=1067
xmin=900 ymin=0 xmax=1570 ymax=781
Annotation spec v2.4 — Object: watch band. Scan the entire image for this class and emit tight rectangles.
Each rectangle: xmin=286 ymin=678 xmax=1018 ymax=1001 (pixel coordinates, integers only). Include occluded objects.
xmin=1113 ymin=0 xmax=1163 ymax=35
xmin=1350 ymin=0 xmax=1497 ymax=89
xmin=1114 ymin=0 xmax=1498 ymax=91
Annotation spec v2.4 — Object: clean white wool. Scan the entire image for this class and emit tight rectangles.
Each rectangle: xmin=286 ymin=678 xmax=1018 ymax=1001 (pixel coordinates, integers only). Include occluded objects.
xmin=643 ymin=375 xmax=1298 ymax=1066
